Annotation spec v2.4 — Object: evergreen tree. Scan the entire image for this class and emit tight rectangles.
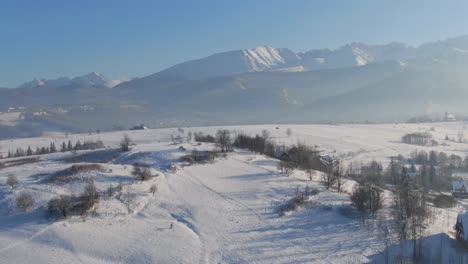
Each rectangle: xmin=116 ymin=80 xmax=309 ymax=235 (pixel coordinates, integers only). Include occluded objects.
xmin=74 ymin=140 xmax=82 ymax=151
xmin=50 ymin=142 xmax=57 ymax=153
xmin=67 ymin=141 xmax=73 ymax=151
xmin=26 ymin=146 xmax=33 ymax=156
xmin=61 ymin=142 xmax=67 ymax=152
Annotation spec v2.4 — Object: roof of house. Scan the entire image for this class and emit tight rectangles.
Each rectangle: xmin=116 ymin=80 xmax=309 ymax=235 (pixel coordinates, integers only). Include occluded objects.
xmin=457 ymin=213 xmax=468 ymax=240
xmin=453 ymin=180 xmax=468 ymax=192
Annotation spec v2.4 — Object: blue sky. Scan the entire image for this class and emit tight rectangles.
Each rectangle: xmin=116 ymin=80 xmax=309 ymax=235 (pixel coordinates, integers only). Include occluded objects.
xmin=1 ymin=0 xmax=468 ymax=87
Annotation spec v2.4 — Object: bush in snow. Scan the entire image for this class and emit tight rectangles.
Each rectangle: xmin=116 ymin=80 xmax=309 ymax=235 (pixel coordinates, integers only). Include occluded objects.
xmin=47 ymin=164 xmax=105 ymax=183
xmin=16 ymin=192 xmax=34 ymax=212
xmin=79 ymin=182 xmax=100 ymax=213
xmin=6 ymin=174 xmax=19 ymax=188
xmin=48 ymin=195 xmax=73 ymax=218
xmin=132 ymin=164 xmax=155 ymax=181
xmin=193 ymin=132 xmax=215 ymax=143
xmin=180 ymin=150 xmax=219 ymax=165
xmin=277 ymin=186 xmax=314 ymax=216
xmin=70 ymin=164 xmax=105 ymax=174
xmin=47 ymin=182 xmax=100 ymax=219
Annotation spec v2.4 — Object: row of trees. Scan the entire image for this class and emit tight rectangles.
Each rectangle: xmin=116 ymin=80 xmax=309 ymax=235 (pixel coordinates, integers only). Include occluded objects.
xmin=402 ymin=132 xmax=437 ymax=146
xmin=3 ymin=140 xmax=105 ymax=159
xmin=347 ymin=153 xmax=455 ymax=192
xmin=193 ymin=129 xmax=346 ymax=191
xmin=348 ymin=160 xmax=430 ymax=262
xmin=409 ymin=149 xmax=467 ymax=170
xmin=393 ymin=167 xmax=429 ymax=262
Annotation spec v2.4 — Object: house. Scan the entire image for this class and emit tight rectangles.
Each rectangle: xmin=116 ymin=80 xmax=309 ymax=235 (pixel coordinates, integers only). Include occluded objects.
xmin=452 ymin=180 xmax=468 ymax=197
xmin=455 ymin=213 xmax=468 ymax=242
xmin=444 ymin=112 xmax=456 ymax=122
xmin=130 ymin=124 xmax=148 ymax=130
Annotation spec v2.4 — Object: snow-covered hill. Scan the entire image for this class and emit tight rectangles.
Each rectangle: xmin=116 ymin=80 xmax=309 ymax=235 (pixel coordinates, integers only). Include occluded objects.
xmin=1 ymin=122 xmax=468 ymax=263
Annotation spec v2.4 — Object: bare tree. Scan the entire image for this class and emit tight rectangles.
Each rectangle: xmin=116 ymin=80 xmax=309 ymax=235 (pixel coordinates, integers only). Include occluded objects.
xmin=334 ymin=160 xmax=345 ymax=192
xmin=120 ymin=134 xmax=132 ymax=152
xmin=277 ymin=160 xmax=294 ymax=176
xmin=121 ymin=186 xmax=135 ymax=214
xmin=393 ymin=167 xmax=429 ymax=262
xmin=261 ymin=129 xmax=271 ymax=141
xmin=351 ymin=183 xmax=383 ymax=215
xmin=149 ymin=184 xmax=158 ymax=196
xmin=458 ymin=130 xmax=465 ymax=143
xmin=16 ymin=192 xmax=34 ymax=212
xmin=216 ymin=129 xmax=231 ymax=152
xmin=322 ymin=159 xmax=336 ymax=190
xmin=6 ymin=174 xmax=19 ymax=188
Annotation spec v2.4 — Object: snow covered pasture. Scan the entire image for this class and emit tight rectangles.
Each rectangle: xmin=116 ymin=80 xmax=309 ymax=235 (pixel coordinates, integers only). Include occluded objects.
xmin=1 ymin=122 xmax=468 ymax=263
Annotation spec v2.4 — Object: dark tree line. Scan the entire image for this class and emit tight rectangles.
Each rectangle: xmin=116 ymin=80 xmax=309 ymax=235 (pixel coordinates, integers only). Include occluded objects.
xmin=4 ymin=140 xmax=104 ymax=159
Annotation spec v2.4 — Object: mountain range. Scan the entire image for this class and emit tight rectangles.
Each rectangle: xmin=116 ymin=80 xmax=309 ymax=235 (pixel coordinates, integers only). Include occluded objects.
xmin=2 ymin=35 xmax=468 ymax=133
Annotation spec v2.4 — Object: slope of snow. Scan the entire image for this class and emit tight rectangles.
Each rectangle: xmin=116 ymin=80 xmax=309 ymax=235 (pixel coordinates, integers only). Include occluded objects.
xmin=1 ymin=122 xmax=468 ymax=263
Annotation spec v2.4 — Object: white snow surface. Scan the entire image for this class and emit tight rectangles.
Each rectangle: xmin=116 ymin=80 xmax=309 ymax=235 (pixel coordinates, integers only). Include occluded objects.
xmin=1 ymin=122 xmax=468 ymax=263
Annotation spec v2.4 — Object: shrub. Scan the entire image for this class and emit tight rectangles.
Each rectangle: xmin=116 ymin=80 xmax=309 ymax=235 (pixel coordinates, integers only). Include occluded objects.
xmin=433 ymin=194 xmax=457 ymax=208
xmin=80 ymin=182 xmax=100 ymax=212
xmin=277 ymin=186 xmax=312 ymax=216
xmin=193 ymin=132 xmax=216 ymax=143
xmin=47 ymin=182 xmax=100 ymax=219
xmin=47 ymin=164 xmax=105 ymax=183
xmin=48 ymin=195 xmax=73 ymax=218
xmin=16 ymin=192 xmax=34 ymax=212
xmin=180 ymin=150 xmax=219 ymax=165
xmin=70 ymin=164 xmax=105 ymax=174
xmin=6 ymin=174 xmax=19 ymax=188
xmin=132 ymin=164 xmax=154 ymax=181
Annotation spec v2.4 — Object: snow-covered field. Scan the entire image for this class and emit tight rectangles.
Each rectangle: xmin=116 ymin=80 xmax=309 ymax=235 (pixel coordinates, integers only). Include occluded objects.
xmin=1 ymin=122 xmax=468 ymax=263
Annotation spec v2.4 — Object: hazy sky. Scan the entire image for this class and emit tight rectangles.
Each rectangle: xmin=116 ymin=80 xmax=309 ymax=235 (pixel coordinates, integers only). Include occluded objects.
xmin=1 ymin=0 xmax=468 ymax=87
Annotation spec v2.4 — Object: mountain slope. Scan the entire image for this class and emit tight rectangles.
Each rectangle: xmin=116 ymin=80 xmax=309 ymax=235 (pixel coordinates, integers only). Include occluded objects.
xmin=4 ymin=35 xmax=468 ymax=131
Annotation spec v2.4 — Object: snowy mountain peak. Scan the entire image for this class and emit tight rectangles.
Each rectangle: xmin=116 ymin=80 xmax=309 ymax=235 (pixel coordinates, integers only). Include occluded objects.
xmin=17 ymin=72 xmax=128 ymax=89
xmin=243 ymin=46 xmax=289 ymax=71
xmin=72 ymin=72 xmax=107 ymax=86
